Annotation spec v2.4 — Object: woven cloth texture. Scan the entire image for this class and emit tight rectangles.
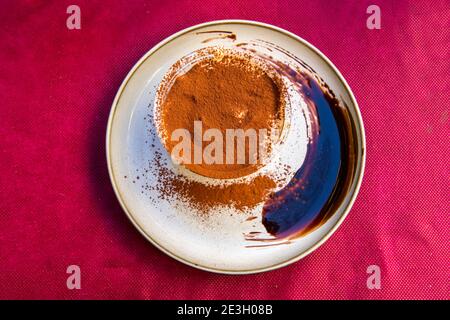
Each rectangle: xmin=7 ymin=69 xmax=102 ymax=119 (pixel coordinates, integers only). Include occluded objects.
xmin=0 ymin=0 xmax=448 ymax=299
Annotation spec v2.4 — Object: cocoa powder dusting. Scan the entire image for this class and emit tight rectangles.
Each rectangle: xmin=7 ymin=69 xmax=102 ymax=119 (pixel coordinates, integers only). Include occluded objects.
xmin=158 ymin=50 xmax=284 ymax=179
xmin=151 ymin=49 xmax=283 ymax=213
xmin=174 ymin=175 xmax=276 ymax=210
xmin=151 ymin=150 xmax=276 ymax=212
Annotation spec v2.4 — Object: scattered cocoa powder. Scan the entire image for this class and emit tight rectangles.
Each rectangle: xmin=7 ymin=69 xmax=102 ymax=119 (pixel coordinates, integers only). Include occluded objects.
xmin=151 ymin=49 xmax=284 ymax=213
xmin=164 ymin=174 xmax=276 ymax=211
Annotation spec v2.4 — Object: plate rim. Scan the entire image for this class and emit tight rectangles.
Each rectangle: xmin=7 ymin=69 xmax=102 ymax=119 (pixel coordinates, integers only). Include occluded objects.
xmin=105 ymin=19 xmax=366 ymax=274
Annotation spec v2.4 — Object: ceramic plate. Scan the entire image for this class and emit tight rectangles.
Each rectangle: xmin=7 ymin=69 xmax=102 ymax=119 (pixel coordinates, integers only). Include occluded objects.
xmin=106 ymin=20 xmax=365 ymax=274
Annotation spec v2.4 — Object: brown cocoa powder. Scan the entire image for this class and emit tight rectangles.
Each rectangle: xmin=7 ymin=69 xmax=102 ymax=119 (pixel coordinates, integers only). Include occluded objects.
xmin=159 ymin=51 xmax=284 ymax=179
xmin=154 ymin=50 xmax=284 ymax=212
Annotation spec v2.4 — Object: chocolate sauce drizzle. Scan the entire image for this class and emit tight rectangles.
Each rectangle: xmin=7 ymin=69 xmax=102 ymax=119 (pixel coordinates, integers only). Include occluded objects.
xmin=237 ymin=41 xmax=358 ymax=241
xmin=262 ymin=74 xmax=357 ymax=239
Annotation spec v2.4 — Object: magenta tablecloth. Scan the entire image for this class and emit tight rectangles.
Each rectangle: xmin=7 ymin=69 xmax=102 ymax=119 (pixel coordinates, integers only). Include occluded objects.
xmin=0 ymin=0 xmax=448 ymax=299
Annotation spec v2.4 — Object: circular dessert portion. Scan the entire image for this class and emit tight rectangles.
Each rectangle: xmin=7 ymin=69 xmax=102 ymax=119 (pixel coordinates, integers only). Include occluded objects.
xmin=156 ymin=48 xmax=285 ymax=179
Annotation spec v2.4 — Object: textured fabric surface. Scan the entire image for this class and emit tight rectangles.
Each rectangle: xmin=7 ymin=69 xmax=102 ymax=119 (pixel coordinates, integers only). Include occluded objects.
xmin=0 ymin=0 xmax=448 ymax=299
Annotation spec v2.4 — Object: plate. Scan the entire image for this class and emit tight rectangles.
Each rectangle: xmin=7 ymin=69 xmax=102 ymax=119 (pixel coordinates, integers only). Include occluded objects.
xmin=106 ymin=20 xmax=365 ymax=274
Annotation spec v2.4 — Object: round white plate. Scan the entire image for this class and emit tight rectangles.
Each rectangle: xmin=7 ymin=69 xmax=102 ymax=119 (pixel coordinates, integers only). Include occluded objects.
xmin=106 ymin=20 xmax=365 ymax=274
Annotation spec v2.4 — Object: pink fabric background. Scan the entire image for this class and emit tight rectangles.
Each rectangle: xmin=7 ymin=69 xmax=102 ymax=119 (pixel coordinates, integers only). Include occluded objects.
xmin=0 ymin=0 xmax=448 ymax=299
